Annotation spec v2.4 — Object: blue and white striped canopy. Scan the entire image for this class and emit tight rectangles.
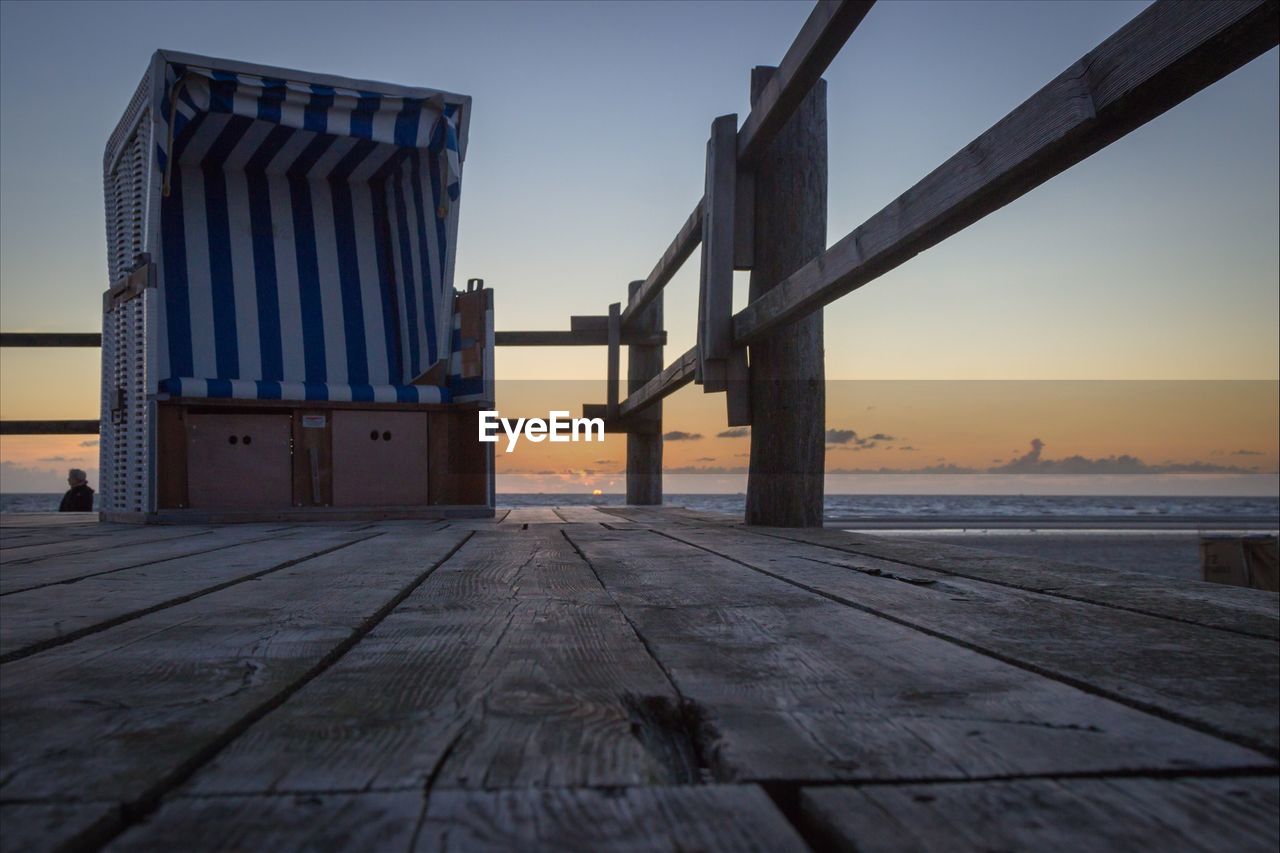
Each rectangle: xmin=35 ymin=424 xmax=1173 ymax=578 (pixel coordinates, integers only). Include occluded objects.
xmin=151 ymin=56 xmax=467 ymax=404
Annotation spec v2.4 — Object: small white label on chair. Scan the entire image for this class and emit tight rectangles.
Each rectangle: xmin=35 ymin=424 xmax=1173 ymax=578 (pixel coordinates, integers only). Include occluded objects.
xmin=302 ymin=415 xmax=327 ymax=429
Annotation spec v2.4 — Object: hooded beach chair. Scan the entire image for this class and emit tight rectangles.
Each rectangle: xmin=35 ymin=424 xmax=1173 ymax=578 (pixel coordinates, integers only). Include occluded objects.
xmin=100 ymin=51 xmax=493 ymax=519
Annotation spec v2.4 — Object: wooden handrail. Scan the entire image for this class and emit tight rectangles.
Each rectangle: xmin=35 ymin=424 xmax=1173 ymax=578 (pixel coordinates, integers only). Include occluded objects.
xmin=0 ymin=420 xmax=100 ymax=435
xmin=735 ymin=0 xmax=873 ymax=168
xmin=732 ymin=0 xmax=1279 ymax=344
xmin=620 ymin=0 xmax=873 ymax=330
xmin=0 ymin=333 xmax=102 ymax=347
xmin=610 ymin=0 xmax=1279 ymax=420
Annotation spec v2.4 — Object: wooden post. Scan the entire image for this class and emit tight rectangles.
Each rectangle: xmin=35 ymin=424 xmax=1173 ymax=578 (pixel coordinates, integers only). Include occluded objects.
xmin=699 ymin=114 xmax=737 ymax=393
xmin=626 ymin=280 xmax=663 ymax=505
xmin=607 ymin=302 xmax=621 ymax=419
xmin=745 ymin=66 xmax=825 ymax=527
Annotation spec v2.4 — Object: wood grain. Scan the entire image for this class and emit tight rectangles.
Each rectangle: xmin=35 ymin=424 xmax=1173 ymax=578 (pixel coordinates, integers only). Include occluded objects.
xmin=0 ymin=524 xmax=286 ymax=595
xmin=104 ymin=785 xmax=806 ymax=852
xmin=0 ymin=526 xmax=377 ymax=661
xmin=756 ymin=526 xmax=1280 ymax=640
xmin=660 ymin=523 xmax=1280 ymax=755
xmin=801 ymin=776 xmax=1279 ymax=853
xmin=744 ymin=66 xmax=826 ymax=528
xmin=175 ymin=528 xmax=680 ymax=795
xmin=0 ymin=529 xmax=470 ymax=849
xmin=563 ymin=525 xmax=1268 ymax=783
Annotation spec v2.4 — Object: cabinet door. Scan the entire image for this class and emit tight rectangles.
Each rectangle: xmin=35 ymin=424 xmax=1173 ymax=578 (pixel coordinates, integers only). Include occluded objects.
xmin=187 ymin=414 xmax=292 ymax=510
xmin=332 ymin=411 xmax=429 ymax=507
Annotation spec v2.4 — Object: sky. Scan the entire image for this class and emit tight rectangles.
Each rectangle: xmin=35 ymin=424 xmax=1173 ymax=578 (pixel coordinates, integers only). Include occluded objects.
xmin=0 ymin=0 xmax=1277 ymax=494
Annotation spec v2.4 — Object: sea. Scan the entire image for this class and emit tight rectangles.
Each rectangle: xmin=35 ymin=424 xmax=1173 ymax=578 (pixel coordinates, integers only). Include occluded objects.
xmin=3 ymin=492 xmax=1278 ymax=523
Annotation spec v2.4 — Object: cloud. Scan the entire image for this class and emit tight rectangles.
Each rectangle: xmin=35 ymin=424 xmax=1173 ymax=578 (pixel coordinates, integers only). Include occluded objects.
xmin=665 ymin=465 xmax=748 ymax=475
xmin=829 ymin=462 xmax=980 ymax=475
xmin=79 ymin=440 xmax=99 ymax=447
xmin=663 ymin=431 xmax=703 ymax=441
xmin=899 ymin=446 xmax=916 ymax=452
xmin=38 ymin=456 xmax=73 ymax=463
xmin=987 ymin=439 xmax=1261 ymax=475
xmin=717 ymin=427 xmax=750 ymax=438
xmin=825 ymin=429 xmax=857 ymax=445
xmin=1231 ymin=449 xmax=1264 ymax=456
xmin=695 ymin=456 xmax=716 ymax=462
xmin=825 ymin=428 xmax=898 ymax=449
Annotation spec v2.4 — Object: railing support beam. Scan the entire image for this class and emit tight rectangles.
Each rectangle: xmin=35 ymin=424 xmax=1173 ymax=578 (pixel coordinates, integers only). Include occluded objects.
xmin=626 ymin=280 xmax=663 ymax=505
xmin=745 ymin=66 xmax=826 ymax=528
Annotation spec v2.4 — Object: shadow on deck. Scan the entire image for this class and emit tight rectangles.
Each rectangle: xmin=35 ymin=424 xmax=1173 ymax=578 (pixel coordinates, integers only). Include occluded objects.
xmin=1 ymin=507 xmax=1276 ymax=851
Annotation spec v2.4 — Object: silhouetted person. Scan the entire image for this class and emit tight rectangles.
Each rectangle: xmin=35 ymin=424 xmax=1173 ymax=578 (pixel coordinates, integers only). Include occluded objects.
xmin=59 ymin=468 xmax=94 ymax=512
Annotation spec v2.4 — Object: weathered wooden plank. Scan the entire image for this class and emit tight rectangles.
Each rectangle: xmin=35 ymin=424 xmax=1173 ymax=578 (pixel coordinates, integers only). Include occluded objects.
xmin=0 ymin=524 xmax=208 ymax=561
xmin=736 ymin=0 xmax=873 ymax=167
xmin=0 ymin=512 xmax=99 ymax=529
xmin=620 ymin=203 xmax=702 ymax=331
xmin=597 ymin=506 xmax=735 ymax=527
xmin=757 ymin=526 xmax=1280 ymax=640
xmin=0 ymin=802 xmax=116 ymax=853
xmin=661 ymin=524 xmax=1280 ymax=755
xmin=699 ymin=113 xmax=738 ymax=386
xmin=627 ymin=279 xmax=664 ymax=504
xmin=621 ymin=0 xmax=872 ymax=330
xmin=800 ymin=776 xmax=1280 ymax=853
xmin=0 ymin=332 xmax=102 ymax=348
xmin=104 ymin=785 xmax=806 ymax=852
xmin=0 ymin=527 xmax=379 ymax=661
xmin=175 ymin=528 xmax=681 ymax=795
xmin=495 ymin=329 xmax=665 ymax=347
xmin=0 ymin=419 xmax=100 ymax=435
xmin=0 ymin=524 xmax=289 ymax=595
xmin=551 ymin=505 xmax=613 ymax=523
xmin=617 ymin=346 xmax=697 ymax=419
xmin=417 ymin=785 xmax=807 ymax=852
xmin=744 ymin=65 xmax=826 ymax=527
xmin=101 ymin=792 xmax=423 ymax=852
xmin=500 ymin=506 xmax=565 ymax=525
xmin=733 ymin=0 xmax=1280 ymax=344
xmin=607 ymin=302 xmax=621 ymax=417
xmin=0 ymin=528 xmax=471 ymax=850
xmin=563 ymin=526 xmax=1267 ymax=783
xmin=724 ymin=346 xmax=751 ymax=427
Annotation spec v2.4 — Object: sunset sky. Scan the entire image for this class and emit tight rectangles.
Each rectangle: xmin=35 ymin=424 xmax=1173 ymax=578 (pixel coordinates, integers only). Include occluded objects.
xmin=1 ymin=0 xmax=1276 ymax=494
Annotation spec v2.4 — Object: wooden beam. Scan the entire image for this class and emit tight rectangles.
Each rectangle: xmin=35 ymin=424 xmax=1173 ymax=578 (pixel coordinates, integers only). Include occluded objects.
xmin=616 ymin=347 xmax=698 ymax=419
xmin=733 ymin=0 xmax=1280 ymax=345
xmin=620 ymin=202 xmax=702 ymax=330
xmin=699 ymin=114 xmax=738 ymax=391
xmin=569 ymin=315 xmax=610 ymax=332
xmin=1 ymin=420 xmax=100 ymax=435
xmin=736 ymin=0 xmax=874 ymax=167
xmin=625 ymin=280 xmax=664 ymax=504
xmin=607 ymin=303 xmax=621 ymax=418
xmin=0 ymin=333 xmax=102 ymax=348
xmin=744 ymin=66 xmax=826 ymax=528
xmin=621 ymin=2 xmax=872 ymax=331
xmin=495 ymin=330 xmax=665 ymax=347
xmin=725 ymin=348 xmax=751 ymax=427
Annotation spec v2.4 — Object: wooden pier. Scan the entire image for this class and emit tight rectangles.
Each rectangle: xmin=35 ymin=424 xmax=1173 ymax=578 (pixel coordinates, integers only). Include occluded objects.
xmin=1 ymin=508 xmax=1276 ymax=851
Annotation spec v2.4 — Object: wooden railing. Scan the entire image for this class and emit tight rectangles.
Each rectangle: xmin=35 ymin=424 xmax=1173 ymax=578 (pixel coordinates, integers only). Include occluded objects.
xmin=576 ymin=0 xmax=1279 ymax=522
xmin=0 ymin=334 xmax=103 ymax=435
xmin=2 ymin=0 xmax=1276 ymax=523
